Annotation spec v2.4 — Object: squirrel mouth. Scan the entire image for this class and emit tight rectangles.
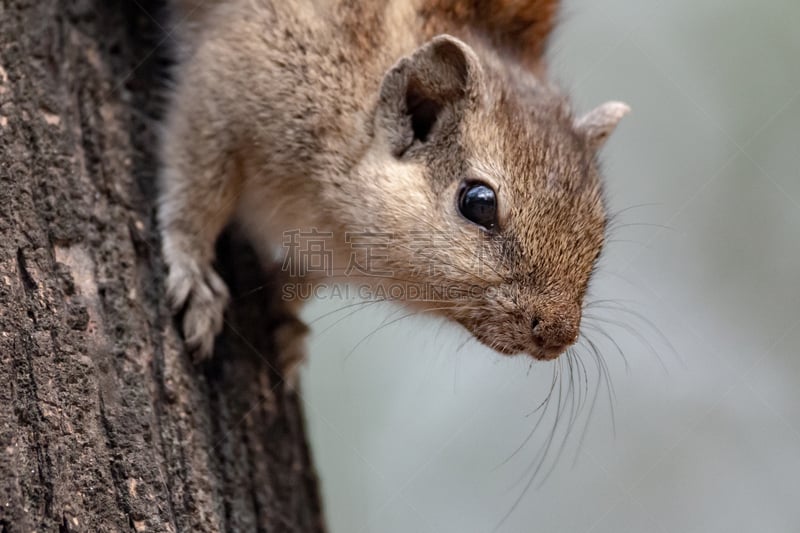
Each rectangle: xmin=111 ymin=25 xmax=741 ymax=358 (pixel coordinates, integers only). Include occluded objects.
xmin=473 ymin=333 xmax=568 ymax=362
xmin=529 ymin=346 xmax=566 ymax=362
xmin=455 ymin=317 xmax=571 ymax=362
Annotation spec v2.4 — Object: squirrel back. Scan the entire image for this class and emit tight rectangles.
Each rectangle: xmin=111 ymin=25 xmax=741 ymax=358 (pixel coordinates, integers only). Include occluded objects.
xmin=420 ymin=0 xmax=560 ymax=71
xmin=170 ymin=0 xmax=559 ymax=67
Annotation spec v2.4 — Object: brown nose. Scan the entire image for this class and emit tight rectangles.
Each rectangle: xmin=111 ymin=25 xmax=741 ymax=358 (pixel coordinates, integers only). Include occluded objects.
xmin=531 ymin=314 xmax=580 ymax=351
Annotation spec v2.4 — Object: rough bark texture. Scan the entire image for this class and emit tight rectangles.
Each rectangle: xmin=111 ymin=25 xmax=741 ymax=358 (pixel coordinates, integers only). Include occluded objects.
xmin=0 ymin=1 xmax=325 ymax=531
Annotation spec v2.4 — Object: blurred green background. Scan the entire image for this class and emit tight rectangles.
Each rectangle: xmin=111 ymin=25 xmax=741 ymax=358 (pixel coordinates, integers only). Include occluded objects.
xmin=300 ymin=1 xmax=800 ymax=531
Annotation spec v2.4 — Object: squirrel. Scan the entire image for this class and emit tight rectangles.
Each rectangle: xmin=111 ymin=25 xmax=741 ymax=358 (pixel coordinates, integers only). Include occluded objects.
xmin=158 ymin=0 xmax=629 ymax=370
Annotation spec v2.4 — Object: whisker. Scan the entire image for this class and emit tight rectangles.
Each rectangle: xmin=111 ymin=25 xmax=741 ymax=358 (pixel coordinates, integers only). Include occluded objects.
xmin=570 ymin=341 xmax=605 ymax=468
xmin=606 ymin=220 xmax=677 ymax=233
xmin=494 ymin=363 xmax=558 ymax=475
xmin=580 ymin=322 xmax=630 ymax=373
xmin=308 ymin=298 xmax=384 ymax=325
xmin=344 ymin=305 xmax=483 ymax=361
xmin=586 ymin=301 xmax=680 ymax=366
xmin=313 ymin=299 xmax=390 ymax=339
xmin=499 ymin=361 xmax=567 ymax=525
xmin=606 ymin=202 xmax=662 ymax=220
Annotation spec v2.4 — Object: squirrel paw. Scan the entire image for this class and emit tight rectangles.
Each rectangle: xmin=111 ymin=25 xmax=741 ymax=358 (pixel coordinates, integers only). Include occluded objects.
xmin=165 ymin=253 xmax=230 ymax=361
xmin=274 ymin=316 xmax=310 ymax=389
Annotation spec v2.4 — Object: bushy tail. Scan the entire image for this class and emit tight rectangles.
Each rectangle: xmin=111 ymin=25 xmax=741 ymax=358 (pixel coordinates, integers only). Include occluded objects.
xmin=421 ymin=0 xmax=561 ymax=67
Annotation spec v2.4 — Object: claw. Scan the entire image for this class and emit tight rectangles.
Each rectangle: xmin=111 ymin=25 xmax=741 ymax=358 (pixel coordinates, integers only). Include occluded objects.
xmin=164 ymin=250 xmax=229 ymax=361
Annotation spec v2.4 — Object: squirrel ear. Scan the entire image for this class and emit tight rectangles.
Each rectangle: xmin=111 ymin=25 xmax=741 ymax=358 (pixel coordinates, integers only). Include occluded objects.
xmin=377 ymin=35 xmax=483 ymax=156
xmin=574 ymin=101 xmax=631 ymax=150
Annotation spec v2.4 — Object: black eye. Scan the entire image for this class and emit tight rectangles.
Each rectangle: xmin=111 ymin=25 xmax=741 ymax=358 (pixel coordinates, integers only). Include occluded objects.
xmin=458 ymin=182 xmax=497 ymax=230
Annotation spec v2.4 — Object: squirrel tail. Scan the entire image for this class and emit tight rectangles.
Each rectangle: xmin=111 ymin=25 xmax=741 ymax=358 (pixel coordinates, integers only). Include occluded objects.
xmin=421 ymin=0 xmax=561 ymax=68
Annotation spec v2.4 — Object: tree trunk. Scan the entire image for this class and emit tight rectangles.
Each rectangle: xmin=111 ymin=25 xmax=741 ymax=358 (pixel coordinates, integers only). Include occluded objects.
xmin=0 ymin=1 xmax=325 ymax=531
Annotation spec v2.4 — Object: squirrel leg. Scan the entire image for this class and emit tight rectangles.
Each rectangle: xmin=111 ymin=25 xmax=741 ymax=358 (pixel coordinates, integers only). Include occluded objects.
xmin=158 ymin=129 xmax=242 ymax=361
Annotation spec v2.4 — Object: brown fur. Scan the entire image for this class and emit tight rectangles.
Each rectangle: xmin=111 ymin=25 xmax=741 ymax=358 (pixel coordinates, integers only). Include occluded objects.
xmin=420 ymin=0 xmax=560 ymax=73
xmin=158 ymin=0 xmax=628 ymax=365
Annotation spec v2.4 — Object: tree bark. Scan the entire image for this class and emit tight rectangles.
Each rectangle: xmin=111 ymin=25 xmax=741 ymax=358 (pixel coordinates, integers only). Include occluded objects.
xmin=0 ymin=1 xmax=325 ymax=531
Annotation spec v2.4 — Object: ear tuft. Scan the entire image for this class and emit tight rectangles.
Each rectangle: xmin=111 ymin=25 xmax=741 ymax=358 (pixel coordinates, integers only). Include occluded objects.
xmin=574 ymin=101 xmax=630 ymax=150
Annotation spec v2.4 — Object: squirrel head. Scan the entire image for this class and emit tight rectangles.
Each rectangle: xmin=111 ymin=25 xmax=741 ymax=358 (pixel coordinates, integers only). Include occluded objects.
xmin=350 ymin=35 xmax=628 ymax=361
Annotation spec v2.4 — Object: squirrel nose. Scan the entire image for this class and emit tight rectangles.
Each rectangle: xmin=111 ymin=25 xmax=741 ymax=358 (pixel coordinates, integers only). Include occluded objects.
xmin=531 ymin=313 xmax=579 ymax=351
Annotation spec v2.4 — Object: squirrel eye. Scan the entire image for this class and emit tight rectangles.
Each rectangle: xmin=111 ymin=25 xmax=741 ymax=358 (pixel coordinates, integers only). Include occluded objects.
xmin=458 ymin=182 xmax=497 ymax=230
